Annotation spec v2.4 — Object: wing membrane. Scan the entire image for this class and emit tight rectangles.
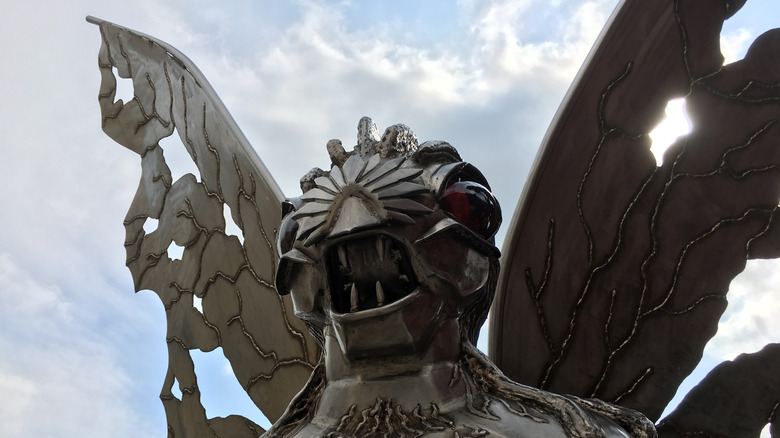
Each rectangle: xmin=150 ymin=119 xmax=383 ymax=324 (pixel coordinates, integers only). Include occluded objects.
xmin=89 ymin=16 xmax=319 ymax=433
xmin=490 ymin=1 xmax=780 ymax=421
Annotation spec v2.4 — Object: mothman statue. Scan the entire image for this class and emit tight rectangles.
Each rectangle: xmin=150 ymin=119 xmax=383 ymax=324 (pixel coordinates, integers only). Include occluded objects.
xmin=89 ymin=1 xmax=780 ymax=437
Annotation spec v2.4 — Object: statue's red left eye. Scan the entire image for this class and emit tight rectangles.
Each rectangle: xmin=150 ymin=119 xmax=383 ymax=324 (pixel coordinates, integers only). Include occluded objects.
xmin=439 ymin=181 xmax=501 ymax=239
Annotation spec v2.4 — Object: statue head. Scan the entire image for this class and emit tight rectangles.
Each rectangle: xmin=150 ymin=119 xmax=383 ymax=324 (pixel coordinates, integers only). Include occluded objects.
xmin=275 ymin=117 xmax=501 ymax=360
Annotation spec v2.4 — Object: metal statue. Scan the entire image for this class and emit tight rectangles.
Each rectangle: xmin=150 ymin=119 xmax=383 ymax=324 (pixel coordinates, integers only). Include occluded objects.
xmin=267 ymin=120 xmax=653 ymax=437
xmin=89 ymin=0 xmax=780 ymax=437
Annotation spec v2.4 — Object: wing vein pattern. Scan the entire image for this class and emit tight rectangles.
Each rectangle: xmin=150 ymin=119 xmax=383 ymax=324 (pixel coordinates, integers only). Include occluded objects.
xmin=490 ymin=1 xmax=780 ymax=431
xmin=89 ymin=16 xmax=319 ymax=437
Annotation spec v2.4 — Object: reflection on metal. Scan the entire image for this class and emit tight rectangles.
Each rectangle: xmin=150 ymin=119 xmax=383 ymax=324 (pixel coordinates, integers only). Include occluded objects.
xmin=91 ymin=0 xmax=780 ymax=436
xmin=269 ymin=120 xmax=653 ymax=437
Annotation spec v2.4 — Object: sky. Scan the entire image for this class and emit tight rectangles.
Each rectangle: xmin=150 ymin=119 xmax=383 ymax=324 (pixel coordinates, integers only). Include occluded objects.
xmin=0 ymin=1 xmax=777 ymax=437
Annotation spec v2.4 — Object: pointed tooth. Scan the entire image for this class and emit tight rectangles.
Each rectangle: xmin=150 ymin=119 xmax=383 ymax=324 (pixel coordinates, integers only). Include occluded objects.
xmin=338 ymin=245 xmax=349 ymax=268
xmin=350 ymin=283 xmax=360 ymax=312
xmin=376 ymin=237 xmax=385 ymax=262
xmin=375 ymin=281 xmax=385 ymax=306
xmin=399 ymin=274 xmax=409 ymax=283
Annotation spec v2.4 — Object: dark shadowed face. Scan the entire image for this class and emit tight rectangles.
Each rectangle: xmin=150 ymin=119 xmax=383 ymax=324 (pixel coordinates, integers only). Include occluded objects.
xmin=276 ymin=144 xmax=501 ymax=359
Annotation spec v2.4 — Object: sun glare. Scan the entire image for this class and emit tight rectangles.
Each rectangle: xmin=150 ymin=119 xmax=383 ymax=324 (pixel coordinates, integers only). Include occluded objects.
xmin=648 ymin=98 xmax=692 ymax=166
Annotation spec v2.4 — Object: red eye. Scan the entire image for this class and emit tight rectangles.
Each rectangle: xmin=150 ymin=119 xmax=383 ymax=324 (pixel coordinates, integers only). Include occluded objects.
xmin=439 ymin=181 xmax=501 ymax=239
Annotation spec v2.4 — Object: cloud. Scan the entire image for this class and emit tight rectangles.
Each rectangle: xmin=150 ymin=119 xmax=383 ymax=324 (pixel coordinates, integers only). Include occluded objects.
xmin=720 ymin=27 xmax=753 ymax=64
xmin=664 ymin=259 xmax=780 ymax=435
xmin=0 ymin=254 xmax=164 ymax=438
xmin=155 ymin=0 xmax=622 ymax=215
xmin=0 ymin=1 xmax=776 ymax=436
xmin=703 ymin=258 xmax=780 ymax=361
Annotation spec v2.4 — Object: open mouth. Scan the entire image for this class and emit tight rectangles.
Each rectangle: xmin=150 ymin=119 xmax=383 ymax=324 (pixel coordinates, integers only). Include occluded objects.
xmin=327 ymin=234 xmax=419 ymax=314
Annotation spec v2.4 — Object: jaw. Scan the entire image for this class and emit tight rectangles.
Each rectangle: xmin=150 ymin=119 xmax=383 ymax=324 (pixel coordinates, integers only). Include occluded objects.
xmin=327 ymin=290 xmax=446 ymax=360
xmin=326 ymin=234 xmax=418 ymax=314
xmin=323 ymin=233 xmax=447 ymax=359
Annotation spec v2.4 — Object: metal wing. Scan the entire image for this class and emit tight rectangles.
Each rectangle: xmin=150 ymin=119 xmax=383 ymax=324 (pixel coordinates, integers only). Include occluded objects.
xmin=89 ymin=17 xmax=319 ymax=435
xmin=656 ymin=343 xmax=780 ymax=437
xmin=489 ymin=0 xmax=780 ymax=424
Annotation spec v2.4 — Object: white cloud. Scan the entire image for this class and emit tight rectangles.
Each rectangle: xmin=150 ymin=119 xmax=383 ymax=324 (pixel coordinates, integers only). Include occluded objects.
xmin=171 ymin=0 xmax=622 ymax=204
xmin=466 ymin=0 xmax=614 ymax=93
xmin=663 ymin=258 xmax=780 ymax=430
xmin=0 ymin=254 xmax=162 ymax=438
xmin=704 ymin=258 xmax=780 ymax=361
xmin=0 ymin=0 xmax=776 ymax=436
xmin=720 ymin=28 xmax=753 ymax=64
xmin=0 ymin=373 xmax=36 ymax=436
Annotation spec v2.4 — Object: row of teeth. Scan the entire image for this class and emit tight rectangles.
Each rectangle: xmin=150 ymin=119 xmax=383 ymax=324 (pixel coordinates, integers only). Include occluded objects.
xmin=344 ymin=275 xmax=411 ymax=313
xmin=337 ymin=237 xmax=387 ymax=267
xmin=334 ymin=236 xmax=413 ymax=313
xmin=350 ymin=281 xmax=384 ymax=312
xmin=338 ymin=238 xmax=380 ymax=312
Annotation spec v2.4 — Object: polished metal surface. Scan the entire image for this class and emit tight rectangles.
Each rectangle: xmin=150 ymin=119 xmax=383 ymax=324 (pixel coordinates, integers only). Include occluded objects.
xmin=268 ymin=118 xmax=654 ymax=437
xmin=92 ymin=1 xmax=780 ymax=436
